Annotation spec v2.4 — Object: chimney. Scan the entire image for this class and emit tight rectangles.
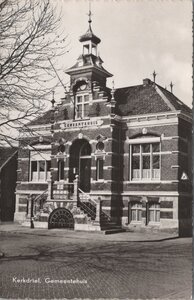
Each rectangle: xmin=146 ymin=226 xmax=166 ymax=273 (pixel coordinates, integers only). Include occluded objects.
xmin=143 ymin=78 xmax=151 ymax=86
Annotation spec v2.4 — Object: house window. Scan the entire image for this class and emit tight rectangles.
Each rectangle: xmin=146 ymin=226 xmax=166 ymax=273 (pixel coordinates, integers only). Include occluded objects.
xmin=131 ymin=203 xmax=142 ymax=222
xmin=148 ymin=203 xmax=160 ymax=222
xmin=130 ymin=143 xmax=160 ymax=181
xmin=96 ymin=158 xmax=104 ymax=180
xmin=76 ymin=94 xmax=89 ymax=119
xmin=30 ymin=151 xmax=51 ymax=182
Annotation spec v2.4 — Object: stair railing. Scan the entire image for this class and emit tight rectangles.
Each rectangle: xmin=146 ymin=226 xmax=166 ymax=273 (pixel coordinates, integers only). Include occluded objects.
xmin=78 ymin=188 xmax=111 ymax=222
xmin=33 ymin=189 xmax=48 ymax=216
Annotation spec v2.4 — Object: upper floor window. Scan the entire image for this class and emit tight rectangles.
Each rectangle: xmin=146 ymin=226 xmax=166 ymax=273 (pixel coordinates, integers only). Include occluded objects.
xmin=130 ymin=142 xmax=160 ymax=181
xmin=30 ymin=150 xmax=51 ymax=182
xmin=96 ymin=158 xmax=104 ymax=180
xmin=76 ymin=94 xmax=89 ymax=119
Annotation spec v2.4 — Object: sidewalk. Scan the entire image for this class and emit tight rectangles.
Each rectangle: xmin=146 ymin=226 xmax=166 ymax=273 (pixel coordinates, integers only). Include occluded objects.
xmin=0 ymin=222 xmax=178 ymax=242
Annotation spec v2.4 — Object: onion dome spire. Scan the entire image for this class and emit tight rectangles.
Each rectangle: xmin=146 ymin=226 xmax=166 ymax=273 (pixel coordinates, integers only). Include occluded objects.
xmin=79 ymin=4 xmax=101 ymax=45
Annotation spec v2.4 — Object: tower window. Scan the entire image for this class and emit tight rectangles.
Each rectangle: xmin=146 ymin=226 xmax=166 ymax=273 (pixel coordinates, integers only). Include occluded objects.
xmin=76 ymin=94 xmax=89 ymax=119
xmin=83 ymin=44 xmax=89 ymax=55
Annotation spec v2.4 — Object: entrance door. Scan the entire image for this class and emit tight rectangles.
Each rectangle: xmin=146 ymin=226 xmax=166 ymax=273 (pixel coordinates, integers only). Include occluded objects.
xmin=69 ymin=139 xmax=91 ymax=193
xmin=79 ymin=156 xmax=91 ymax=192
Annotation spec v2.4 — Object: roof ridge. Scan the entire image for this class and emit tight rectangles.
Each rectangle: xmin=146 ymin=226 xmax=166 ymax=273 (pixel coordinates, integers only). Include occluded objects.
xmin=115 ymin=84 xmax=143 ymax=90
xmin=158 ymin=84 xmax=190 ymax=108
xmin=154 ymin=85 xmax=176 ymax=111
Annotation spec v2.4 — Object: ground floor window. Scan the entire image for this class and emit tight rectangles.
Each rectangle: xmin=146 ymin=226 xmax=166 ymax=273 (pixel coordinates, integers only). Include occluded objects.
xmin=131 ymin=203 xmax=142 ymax=221
xmin=129 ymin=201 xmax=160 ymax=224
xmin=148 ymin=203 xmax=160 ymax=222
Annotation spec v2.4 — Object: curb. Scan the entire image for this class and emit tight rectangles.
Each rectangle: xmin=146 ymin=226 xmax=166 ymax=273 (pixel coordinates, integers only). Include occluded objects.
xmin=0 ymin=229 xmax=179 ymax=242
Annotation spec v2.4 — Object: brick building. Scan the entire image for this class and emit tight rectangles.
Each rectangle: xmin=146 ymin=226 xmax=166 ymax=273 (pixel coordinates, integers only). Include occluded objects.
xmin=15 ymin=14 xmax=192 ymax=236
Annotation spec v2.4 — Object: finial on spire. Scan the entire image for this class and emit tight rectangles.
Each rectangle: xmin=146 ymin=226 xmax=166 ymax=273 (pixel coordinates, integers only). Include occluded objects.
xmin=51 ymin=91 xmax=55 ymax=108
xmin=170 ymin=81 xmax=174 ymax=93
xmin=87 ymin=1 xmax=92 ymax=26
xmin=152 ymin=70 xmax=157 ymax=83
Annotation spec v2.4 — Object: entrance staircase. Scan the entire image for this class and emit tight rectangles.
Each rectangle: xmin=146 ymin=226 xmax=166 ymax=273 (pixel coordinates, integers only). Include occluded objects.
xmin=77 ymin=188 xmax=125 ymax=233
xmin=23 ymin=180 xmax=125 ymax=233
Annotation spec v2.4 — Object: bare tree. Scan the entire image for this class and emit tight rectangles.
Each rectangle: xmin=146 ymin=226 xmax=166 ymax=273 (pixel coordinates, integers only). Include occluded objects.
xmin=0 ymin=0 xmax=67 ymax=145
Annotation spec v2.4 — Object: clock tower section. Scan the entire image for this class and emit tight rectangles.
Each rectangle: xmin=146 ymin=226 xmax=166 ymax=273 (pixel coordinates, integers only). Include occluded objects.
xmin=65 ymin=10 xmax=113 ymax=119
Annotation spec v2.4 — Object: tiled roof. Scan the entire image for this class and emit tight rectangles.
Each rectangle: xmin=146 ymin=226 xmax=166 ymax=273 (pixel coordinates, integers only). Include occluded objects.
xmin=114 ymin=82 xmax=191 ymax=116
xmin=0 ymin=147 xmax=17 ymax=170
xmin=66 ymin=54 xmax=113 ymax=78
xmin=28 ymin=110 xmax=53 ymax=126
xmin=157 ymin=85 xmax=191 ymax=114
xmin=27 ymin=80 xmax=191 ymax=126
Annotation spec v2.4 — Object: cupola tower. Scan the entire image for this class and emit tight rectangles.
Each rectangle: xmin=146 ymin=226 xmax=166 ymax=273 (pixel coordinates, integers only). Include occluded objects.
xmin=66 ymin=8 xmax=112 ymax=93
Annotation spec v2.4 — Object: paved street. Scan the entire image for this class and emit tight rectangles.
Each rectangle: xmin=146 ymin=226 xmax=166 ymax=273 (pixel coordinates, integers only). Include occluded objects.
xmin=0 ymin=228 xmax=192 ymax=300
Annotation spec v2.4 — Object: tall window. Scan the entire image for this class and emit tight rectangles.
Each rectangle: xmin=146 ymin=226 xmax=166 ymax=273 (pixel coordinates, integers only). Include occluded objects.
xmin=76 ymin=94 xmax=89 ymax=119
xmin=58 ymin=160 xmax=64 ymax=180
xmin=130 ymin=143 xmax=160 ymax=181
xmin=30 ymin=151 xmax=51 ymax=182
xmin=148 ymin=203 xmax=160 ymax=222
xmin=96 ymin=158 xmax=104 ymax=180
xmin=131 ymin=203 xmax=142 ymax=222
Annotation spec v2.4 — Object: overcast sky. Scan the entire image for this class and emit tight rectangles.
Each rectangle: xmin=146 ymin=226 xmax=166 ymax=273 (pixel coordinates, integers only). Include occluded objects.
xmin=53 ymin=0 xmax=192 ymax=107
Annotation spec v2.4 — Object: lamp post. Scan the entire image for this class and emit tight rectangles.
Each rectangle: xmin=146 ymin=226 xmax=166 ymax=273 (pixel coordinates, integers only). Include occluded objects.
xmin=30 ymin=196 xmax=34 ymax=229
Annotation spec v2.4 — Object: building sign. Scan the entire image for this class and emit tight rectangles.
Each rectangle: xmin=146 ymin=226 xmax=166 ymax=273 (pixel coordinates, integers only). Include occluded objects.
xmin=60 ymin=119 xmax=103 ymax=129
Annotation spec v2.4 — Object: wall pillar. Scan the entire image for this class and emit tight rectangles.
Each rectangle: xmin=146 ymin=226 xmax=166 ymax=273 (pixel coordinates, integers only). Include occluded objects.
xmin=47 ymin=179 xmax=52 ymax=200
xmin=95 ymin=199 xmax=101 ymax=224
xmin=73 ymin=175 xmax=79 ymax=202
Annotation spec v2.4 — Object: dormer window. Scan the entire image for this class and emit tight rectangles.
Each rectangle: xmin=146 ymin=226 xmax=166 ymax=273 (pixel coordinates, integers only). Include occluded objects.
xmin=76 ymin=94 xmax=89 ymax=119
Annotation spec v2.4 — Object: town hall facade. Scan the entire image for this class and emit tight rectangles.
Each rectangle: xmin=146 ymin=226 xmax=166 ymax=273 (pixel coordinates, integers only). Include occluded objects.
xmin=14 ymin=14 xmax=192 ymax=236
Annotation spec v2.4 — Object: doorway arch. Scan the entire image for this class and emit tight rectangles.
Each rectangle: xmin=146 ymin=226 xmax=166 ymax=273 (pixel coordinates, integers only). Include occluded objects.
xmin=69 ymin=139 xmax=91 ymax=192
xmin=48 ymin=208 xmax=74 ymax=229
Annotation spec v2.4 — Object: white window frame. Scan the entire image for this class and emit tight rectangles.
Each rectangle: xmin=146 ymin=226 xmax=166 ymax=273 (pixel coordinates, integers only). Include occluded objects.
xmin=148 ymin=203 xmax=160 ymax=223
xmin=130 ymin=202 xmax=142 ymax=223
xmin=75 ymin=94 xmax=89 ymax=119
xmin=129 ymin=139 xmax=161 ymax=182
xmin=30 ymin=150 xmax=51 ymax=182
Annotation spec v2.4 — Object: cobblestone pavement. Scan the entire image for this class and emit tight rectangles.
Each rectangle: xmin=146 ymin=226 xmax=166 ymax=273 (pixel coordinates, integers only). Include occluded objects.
xmin=0 ymin=230 xmax=192 ymax=300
